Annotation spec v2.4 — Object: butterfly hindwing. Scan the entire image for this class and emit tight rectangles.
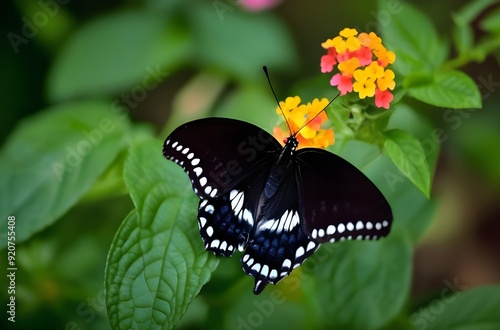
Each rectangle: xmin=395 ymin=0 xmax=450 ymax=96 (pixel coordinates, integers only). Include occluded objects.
xmin=296 ymin=148 xmax=393 ymax=243
xmin=163 ymin=118 xmax=282 ymax=199
xmin=242 ymin=167 xmax=318 ymax=294
xmin=196 ymin=170 xmax=270 ymax=257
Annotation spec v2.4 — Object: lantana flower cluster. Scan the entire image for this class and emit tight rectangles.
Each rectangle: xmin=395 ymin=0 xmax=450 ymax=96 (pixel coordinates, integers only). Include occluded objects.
xmin=321 ymin=28 xmax=396 ymax=109
xmin=273 ymin=28 xmax=396 ymax=149
xmin=273 ymin=96 xmax=334 ymax=149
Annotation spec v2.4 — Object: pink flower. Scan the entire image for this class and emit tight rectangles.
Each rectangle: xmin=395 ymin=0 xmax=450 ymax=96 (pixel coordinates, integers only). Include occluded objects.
xmin=375 ymin=89 xmax=394 ymax=109
xmin=321 ymin=48 xmax=338 ymax=73
xmin=239 ymin=0 xmax=282 ymax=11
xmin=330 ymin=73 xmax=353 ymax=95
xmin=353 ymin=47 xmax=373 ymax=66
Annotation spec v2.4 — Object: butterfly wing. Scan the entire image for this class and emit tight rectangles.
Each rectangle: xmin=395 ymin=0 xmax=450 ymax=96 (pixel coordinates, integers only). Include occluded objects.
xmin=164 ymin=118 xmax=283 ymax=258
xmin=196 ymin=169 xmax=269 ymax=257
xmin=296 ymin=148 xmax=392 ymax=243
xmin=163 ymin=117 xmax=282 ymax=199
xmin=242 ymin=167 xmax=318 ymax=294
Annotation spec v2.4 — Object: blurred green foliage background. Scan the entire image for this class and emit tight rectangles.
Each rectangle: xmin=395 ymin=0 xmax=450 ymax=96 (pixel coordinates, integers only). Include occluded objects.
xmin=1 ymin=0 xmax=500 ymax=329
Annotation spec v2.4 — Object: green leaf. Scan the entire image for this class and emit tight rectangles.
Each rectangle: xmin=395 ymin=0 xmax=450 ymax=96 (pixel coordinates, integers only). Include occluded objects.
xmin=387 ymin=103 xmax=441 ymax=186
xmin=452 ymin=12 xmax=474 ymax=55
xmin=162 ymin=71 xmax=228 ymax=137
xmin=410 ymin=285 xmax=500 ymax=330
xmin=481 ymin=7 xmax=500 ymax=34
xmin=384 ymin=129 xmax=431 ymax=198
xmin=311 ymin=234 xmax=412 ymax=329
xmin=408 ymin=70 xmax=482 ymax=109
xmin=0 ymin=100 xmax=128 ymax=247
xmin=452 ymin=0 xmax=497 ymax=54
xmin=188 ymin=4 xmax=297 ymax=82
xmin=339 ymin=140 xmax=437 ymax=244
xmin=214 ymin=84 xmax=277 ymax=130
xmin=47 ymin=10 xmax=191 ymax=101
xmin=378 ymin=0 xmax=448 ymax=74
xmin=106 ymin=139 xmax=219 ymax=330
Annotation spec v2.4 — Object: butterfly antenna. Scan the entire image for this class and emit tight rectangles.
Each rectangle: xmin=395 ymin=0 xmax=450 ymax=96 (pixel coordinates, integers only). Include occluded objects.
xmin=263 ymin=66 xmax=293 ymax=135
xmin=295 ymin=92 xmax=340 ymax=134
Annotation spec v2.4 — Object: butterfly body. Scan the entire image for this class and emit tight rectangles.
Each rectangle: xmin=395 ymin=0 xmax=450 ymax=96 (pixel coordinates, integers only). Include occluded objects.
xmin=163 ymin=117 xmax=392 ymax=294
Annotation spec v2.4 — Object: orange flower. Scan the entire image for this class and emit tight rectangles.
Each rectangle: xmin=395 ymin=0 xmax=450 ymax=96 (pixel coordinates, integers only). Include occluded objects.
xmin=274 ymin=96 xmax=334 ymax=149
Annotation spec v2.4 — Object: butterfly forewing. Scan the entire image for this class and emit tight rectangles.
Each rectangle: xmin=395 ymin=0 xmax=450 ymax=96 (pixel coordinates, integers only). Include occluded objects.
xmin=163 ymin=118 xmax=282 ymax=199
xmin=296 ymin=148 xmax=393 ymax=243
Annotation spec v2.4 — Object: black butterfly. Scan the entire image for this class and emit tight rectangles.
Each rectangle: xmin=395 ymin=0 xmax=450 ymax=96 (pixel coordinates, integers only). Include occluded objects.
xmin=163 ymin=116 xmax=392 ymax=294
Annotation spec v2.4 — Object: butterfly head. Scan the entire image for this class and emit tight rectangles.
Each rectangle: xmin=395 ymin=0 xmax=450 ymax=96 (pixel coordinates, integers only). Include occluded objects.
xmin=284 ymin=135 xmax=299 ymax=152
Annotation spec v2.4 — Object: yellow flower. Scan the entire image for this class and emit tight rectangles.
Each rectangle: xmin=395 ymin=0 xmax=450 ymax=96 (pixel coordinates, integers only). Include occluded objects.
xmin=276 ymin=96 xmax=301 ymax=115
xmin=365 ymin=62 xmax=384 ymax=79
xmin=337 ymin=57 xmax=360 ymax=76
xmin=353 ymin=69 xmax=376 ymax=99
xmin=377 ymin=69 xmax=396 ymax=91
xmin=273 ymin=97 xmax=334 ymax=149
xmin=321 ymin=36 xmax=343 ymax=49
xmin=339 ymin=28 xmax=358 ymax=38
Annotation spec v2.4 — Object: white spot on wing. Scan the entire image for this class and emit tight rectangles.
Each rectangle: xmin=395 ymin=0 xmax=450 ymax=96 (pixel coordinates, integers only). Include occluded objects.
xmin=205 ymin=204 xmax=214 ymax=214
xmin=327 ymin=225 xmax=336 ymax=235
xmin=295 ymin=246 xmax=305 ymax=259
xmin=259 ymin=220 xmax=275 ymax=231
xmin=243 ymin=209 xmax=254 ymax=226
xmin=231 ymin=191 xmax=244 ymax=215
xmin=191 ymin=158 xmax=200 ymax=166
xmin=230 ymin=189 xmax=238 ymax=200
xmin=260 ymin=265 xmax=269 ymax=277
xmin=193 ymin=167 xmax=203 ymax=176
xmin=356 ymin=221 xmax=364 ymax=230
